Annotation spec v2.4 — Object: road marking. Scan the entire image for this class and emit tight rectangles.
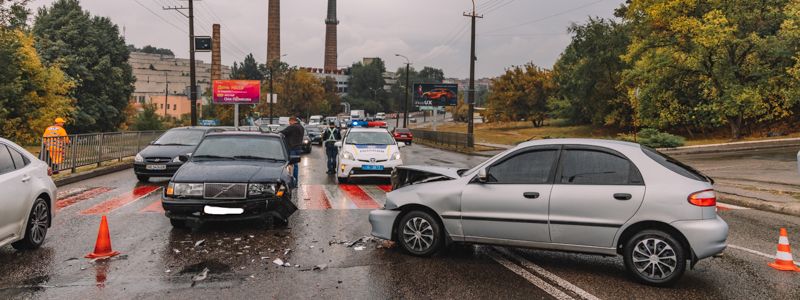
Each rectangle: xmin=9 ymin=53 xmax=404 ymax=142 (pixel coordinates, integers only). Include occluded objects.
xmin=56 ymin=187 xmax=115 ymax=212
xmin=298 ymin=185 xmax=332 ymax=210
xmin=140 ymin=199 xmax=164 ymax=213
xmin=338 ymin=184 xmax=381 ymax=209
xmin=81 ymin=185 xmax=161 ymax=215
xmin=377 ymin=185 xmax=392 ymax=192
xmin=728 ymin=244 xmax=800 ymax=267
xmin=487 ymin=249 xmax=575 ymax=300
xmin=495 ymin=247 xmax=601 ymax=300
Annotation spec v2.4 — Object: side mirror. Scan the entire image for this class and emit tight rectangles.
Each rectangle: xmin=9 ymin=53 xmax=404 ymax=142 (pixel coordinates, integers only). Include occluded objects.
xmin=289 ymin=155 xmax=301 ymax=164
xmin=178 ymin=155 xmax=190 ymax=163
xmin=334 ymin=141 xmax=342 ymax=148
xmin=477 ymin=168 xmax=488 ymax=183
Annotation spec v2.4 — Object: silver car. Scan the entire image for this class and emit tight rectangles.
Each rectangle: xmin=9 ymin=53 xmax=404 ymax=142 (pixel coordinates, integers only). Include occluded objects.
xmin=0 ymin=138 xmax=57 ymax=250
xmin=369 ymin=139 xmax=728 ymax=286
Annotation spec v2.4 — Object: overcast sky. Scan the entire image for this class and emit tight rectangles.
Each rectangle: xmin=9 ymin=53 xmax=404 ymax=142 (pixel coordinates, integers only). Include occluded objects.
xmin=27 ymin=0 xmax=625 ymax=78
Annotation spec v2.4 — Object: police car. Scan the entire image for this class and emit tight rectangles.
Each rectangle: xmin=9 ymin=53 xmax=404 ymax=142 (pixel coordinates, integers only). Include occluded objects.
xmin=335 ymin=126 xmax=405 ymax=184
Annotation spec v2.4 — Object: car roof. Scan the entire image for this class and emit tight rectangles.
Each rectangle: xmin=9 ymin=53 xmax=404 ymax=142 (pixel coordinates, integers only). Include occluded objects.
xmin=346 ymin=127 xmax=390 ymax=133
xmin=205 ymin=131 xmax=282 ymax=138
xmin=517 ymin=138 xmax=642 ymax=151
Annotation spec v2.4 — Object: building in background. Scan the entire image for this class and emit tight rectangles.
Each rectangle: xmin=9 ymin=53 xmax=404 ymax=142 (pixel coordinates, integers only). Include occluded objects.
xmin=145 ymin=95 xmax=194 ymax=119
xmin=302 ymin=67 xmax=350 ymax=95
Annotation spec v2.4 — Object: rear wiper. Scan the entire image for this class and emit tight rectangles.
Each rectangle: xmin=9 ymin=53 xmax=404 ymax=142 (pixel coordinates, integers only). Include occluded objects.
xmin=193 ymin=155 xmax=233 ymax=160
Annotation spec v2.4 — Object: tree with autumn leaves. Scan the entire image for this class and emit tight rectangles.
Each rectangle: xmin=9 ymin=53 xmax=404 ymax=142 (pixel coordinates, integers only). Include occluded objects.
xmin=487 ymin=64 xmax=554 ymax=127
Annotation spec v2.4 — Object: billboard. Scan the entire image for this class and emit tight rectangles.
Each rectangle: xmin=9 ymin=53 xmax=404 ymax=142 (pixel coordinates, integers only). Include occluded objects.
xmin=213 ymin=80 xmax=261 ymax=104
xmin=413 ymin=83 xmax=458 ymax=107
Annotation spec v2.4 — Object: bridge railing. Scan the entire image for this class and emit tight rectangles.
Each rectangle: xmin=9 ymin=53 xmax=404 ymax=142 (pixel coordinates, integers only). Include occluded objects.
xmin=409 ymin=129 xmax=474 ymax=151
xmin=40 ymin=131 xmax=165 ymax=173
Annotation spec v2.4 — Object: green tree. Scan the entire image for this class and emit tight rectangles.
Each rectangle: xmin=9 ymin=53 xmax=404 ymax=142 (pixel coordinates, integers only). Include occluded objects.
xmin=231 ymin=53 xmax=263 ymax=81
xmin=1 ymin=0 xmax=30 ymax=30
xmin=275 ymin=69 xmax=326 ymax=117
xmin=486 ymin=64 xmax=555 ymax=127
xmin=418 ymin=67 xmax=445 ymax=83
xmin=131 ymin=104 xmax=164 ymax=131
xmin=346 ymin=59 xmax=387 ymax=113
xmin=32 ymin=0 xmax=135 ymax=133
xmin=126 ymin=44 xmax=175 ymax=56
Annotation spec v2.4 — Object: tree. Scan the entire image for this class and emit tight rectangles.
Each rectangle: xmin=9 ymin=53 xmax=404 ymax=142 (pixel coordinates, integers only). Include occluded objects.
xmin=274 ymin=69 xmax=326 ymax=118
xmin=231 ymin=53 xmax=263 ymax=81
xmin=322 ymin=76 xmax=341 ymax=115
xmin=0 ymin=28 xmax=75 ymax=144
xmin=418 ymin=67 xmax=445 ymax=83
xmin=127 ymin=44 xmax=174 ymax=56
xmin=130 ymin=104 xmax=163 ymax=131
xmin=32 ymin=0 xmax=135 ymax=133
xmin=622 ymin=0 xmax=800 ymax=139
xmin=486 ymin=64 xmax=555 ymax=127
xmin=0 ymin=0 xmax=30 ymax=30
xmin=346 ymin=59 xmax=387 ymax=113
xmin=553 ymin=18 xmax=632 ymax=127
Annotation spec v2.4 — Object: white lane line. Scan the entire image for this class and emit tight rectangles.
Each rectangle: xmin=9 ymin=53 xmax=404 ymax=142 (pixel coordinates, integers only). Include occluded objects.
xmin=487 ymin=249 xmax=575 ymax=300
xmin=728 ymin=244 xmax=800 ymax=267
xmin=495 ymin=247 xmax=601 ymax=300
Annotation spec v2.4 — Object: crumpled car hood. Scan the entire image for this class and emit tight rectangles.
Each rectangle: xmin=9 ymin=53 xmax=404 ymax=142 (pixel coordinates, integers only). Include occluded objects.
xmin=391 ymin=165 xmax=464 ymax=190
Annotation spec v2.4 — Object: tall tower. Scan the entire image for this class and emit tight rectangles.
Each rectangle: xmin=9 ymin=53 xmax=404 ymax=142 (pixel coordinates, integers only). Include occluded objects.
xmin=324 ymin=0 xmax=338 ymax=71
xmin=267 ymin=0 xmax=280 ymax=64
xmin=211 ymin=24 xmax=221 ymax=81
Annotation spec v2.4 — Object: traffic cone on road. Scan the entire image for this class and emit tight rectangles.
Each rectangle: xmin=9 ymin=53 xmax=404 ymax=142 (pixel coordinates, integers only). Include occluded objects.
xmin=85 ymin=215 xmax=120 ymax=259
xmin=768 ymin=228 xmax=800 ymax=272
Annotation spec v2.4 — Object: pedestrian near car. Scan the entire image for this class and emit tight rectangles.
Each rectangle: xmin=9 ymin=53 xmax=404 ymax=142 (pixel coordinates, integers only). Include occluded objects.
xmin=280 ymin=116 xmax=304 ymax=187
xmin=42 ymin=117 xmax=70 ymax=174
xmin=322 ymin=121 xmax=342 ymax=174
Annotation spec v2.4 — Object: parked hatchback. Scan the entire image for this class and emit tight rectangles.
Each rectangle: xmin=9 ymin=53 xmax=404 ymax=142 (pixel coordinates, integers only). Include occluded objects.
xmin=134 ymin=127 xmax=228 ymax=182
xmin=0 ymin=138 xmax=57 ymax=250
xmin=369 ymin=139 xmax=727 ymax=286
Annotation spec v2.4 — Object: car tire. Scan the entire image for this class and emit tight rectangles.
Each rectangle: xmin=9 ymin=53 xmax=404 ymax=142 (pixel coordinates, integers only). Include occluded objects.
xmin=169 ymin=218 xmax=188 ymax=229
xmin=396 ymin=210 xmax=444 ymax=257
xmin=623 ymin=229 xmax=687 ymax=287
xmin=11 ymin=197 xmax=50 ymax=250
xmin=337 ymin=176 xmax=348 ymax=184
xmin=136 ymin=175 xmax=150 ymax=182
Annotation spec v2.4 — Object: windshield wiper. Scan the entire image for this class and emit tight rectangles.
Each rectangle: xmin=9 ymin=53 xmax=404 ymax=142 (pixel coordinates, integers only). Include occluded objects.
xmin=233 ymin=155 xmax=285 ymax=162
xmin=154 ymin=143 xmax=194 ymax=146
xmin=193 ymin=155 xmax=234 ymax=160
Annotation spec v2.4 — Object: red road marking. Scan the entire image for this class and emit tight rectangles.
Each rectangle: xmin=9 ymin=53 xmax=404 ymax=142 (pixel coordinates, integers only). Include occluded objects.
xmin=338 ymin=184 xmax=380 ymax=209
xmin=377 ymin=185 xmax=392 ymax=193
xmin=140 ymin=199 xmax=165 ymax=213
xmin=56 ymin=187 xmax=114 ymax=212
xmin=81 ymin=185 xmax=161 ymax=215
xmin=301 ymin=185 xmax=332 ymax=210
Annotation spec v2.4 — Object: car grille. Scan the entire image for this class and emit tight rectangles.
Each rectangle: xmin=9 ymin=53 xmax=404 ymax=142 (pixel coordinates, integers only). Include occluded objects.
xmin=358 ymin=159 xmax=388 ymax=163
xmin=145 ymin=157 xmax=172 ymax=163
xmin=352 ymin=168 xmax=393 ymax=175
xmin=204 ymin=183 xmax=247 ymax=199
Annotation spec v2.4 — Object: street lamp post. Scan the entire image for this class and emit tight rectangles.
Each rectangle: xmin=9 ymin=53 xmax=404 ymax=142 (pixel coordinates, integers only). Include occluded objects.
xmin=268 ymin=54 xmax=288 ymax=124
xmin=395 ymin=54 xmax=411 ymax=128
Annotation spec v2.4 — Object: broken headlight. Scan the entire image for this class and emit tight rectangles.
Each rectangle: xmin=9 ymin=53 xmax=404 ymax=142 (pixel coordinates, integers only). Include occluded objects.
xmin=248 ymin=183 xmax=277 ymax=197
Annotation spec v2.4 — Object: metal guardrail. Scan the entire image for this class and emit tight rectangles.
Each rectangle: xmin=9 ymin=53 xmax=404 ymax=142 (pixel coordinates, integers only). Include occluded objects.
xmin=409 ymin=129 xmax=474 ymax=150
xmin=40 ymin=131 xmax=165 ymax=173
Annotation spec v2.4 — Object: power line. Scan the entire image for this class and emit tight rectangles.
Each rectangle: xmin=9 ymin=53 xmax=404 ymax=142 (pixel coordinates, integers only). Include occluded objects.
xmin=484 ymin=0 xmax=516 ymax=15
xmin=133 ymin=0 xmax=187 ymax=34
xmin=481 ymin=0 xmax=608 ymax=34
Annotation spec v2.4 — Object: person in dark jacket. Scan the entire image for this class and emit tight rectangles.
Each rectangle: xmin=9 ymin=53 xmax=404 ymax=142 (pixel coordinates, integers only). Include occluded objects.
xmin=322 ymin=121 xmax=342 ymax=174
xmin=280 ymin=117 xmax=304 ymax=187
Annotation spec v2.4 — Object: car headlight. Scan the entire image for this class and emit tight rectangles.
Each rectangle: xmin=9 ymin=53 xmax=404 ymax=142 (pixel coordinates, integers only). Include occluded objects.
xmin=342 ymin=151 xmax=355 ymax=160
xmin=391 ymin=152 xmax=401 ymax=161
xmin=248 ymin=183 xmax=277 ymax=197
xmin=303 ymin=139 xmax=310 ymax=144
xmin=135 ymin=153 xmax=144 ymax=163
xmin=168 ymin=182 xmax=204 ymax=197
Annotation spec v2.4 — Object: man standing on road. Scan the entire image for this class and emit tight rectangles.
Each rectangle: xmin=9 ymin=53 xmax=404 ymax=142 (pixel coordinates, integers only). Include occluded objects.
xmin=42 ymin=117 xmax=70 ymax=174
xmin=322 ymin=121 xmax=342 ymax=174
xmin=280 ymin=116 xmax=304 ymax=188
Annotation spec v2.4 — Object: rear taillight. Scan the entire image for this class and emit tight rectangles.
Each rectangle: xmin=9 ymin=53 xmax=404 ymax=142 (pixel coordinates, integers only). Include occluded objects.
xmin=688 ymin=189 xmax=716 ymax=206
xmin=394 ymin=133 xmax=400 ymax=137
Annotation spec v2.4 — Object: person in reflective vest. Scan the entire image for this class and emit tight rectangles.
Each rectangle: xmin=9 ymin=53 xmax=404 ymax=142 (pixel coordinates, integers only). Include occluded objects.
xmin=322 ymin=121 xmax=342 ymax=174
xmin=42 ymin=117 xmax=70 ymax=172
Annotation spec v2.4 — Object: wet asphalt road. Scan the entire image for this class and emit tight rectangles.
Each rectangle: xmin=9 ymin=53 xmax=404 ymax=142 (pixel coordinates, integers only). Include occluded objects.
xmin=1 ymin=143 xmax=799 ymax=299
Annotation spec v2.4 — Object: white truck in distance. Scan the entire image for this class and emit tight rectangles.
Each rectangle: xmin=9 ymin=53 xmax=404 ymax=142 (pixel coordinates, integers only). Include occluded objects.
xmin=350 ymin=110 xmax=366 ymax=120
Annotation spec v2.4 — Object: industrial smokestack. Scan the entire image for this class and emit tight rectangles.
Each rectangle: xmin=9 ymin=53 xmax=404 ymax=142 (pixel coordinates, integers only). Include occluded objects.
xmin=267 ymin=0 xmax=280 ymax=64
xmin=212 ymin=24 xmax=221 ymax=81
xmin=324 ymin=0 xmax=338 ymax=71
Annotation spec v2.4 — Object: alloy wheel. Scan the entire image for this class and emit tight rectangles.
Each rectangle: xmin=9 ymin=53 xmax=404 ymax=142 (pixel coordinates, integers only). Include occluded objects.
xmin=402 ymin=217 xmax=434 ymax=252
xmin=29 ymin=200 xmax=49 ymax=244
xmin=631 ymin=238 xmax=677 ymax=280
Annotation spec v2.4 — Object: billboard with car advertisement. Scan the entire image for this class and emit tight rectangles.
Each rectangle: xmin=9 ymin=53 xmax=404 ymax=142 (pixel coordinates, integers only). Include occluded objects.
xmin=412 ymin=83 xmax=458 ymax=107
xmin=213 ymin=80 xmax=261 ymax=104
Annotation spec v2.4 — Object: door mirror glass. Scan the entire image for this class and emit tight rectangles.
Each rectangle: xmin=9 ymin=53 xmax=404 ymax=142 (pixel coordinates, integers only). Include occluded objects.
xmin=477 ymin=168 xmax=488 ymax=183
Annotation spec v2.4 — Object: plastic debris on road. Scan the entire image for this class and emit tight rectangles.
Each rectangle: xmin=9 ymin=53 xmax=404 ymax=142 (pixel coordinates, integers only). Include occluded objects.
xmin=194 ymin=240 xmax=205 ymax=248
xmin=273 ymin=258 xmax=284 ymax=266
xmin=191 ymin=268 xmax=209 ymax=287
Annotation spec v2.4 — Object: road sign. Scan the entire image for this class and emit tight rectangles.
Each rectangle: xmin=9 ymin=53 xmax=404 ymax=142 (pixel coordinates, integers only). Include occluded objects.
xmin=419 ymin=106 xmax=445 ymax=111
xmin=213 ymin=80 xmax=261 ymax=104
xmin=195 ymin=36 xmax=212 ymax=52
xmin=199 ymin=119 xmax=219 ymax=126
xmin=413 ymin=83 xmax=458 ymax=107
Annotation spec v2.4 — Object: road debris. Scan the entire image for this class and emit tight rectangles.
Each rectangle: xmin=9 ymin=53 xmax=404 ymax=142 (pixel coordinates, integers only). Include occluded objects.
xmin=354 ymin=246 xmax=365 ymax=251
xmin=191 ymin=268 xmax=209 ymax=287
xmin=172 ymin=248 xmax=181 ymax=254
xmin=284 ymin=249 xmax=292 ymax=255
xmin=194 ymin=240 xmax=205 ymax=248
xmin=273 ymin=258 xmax=284 ymax=266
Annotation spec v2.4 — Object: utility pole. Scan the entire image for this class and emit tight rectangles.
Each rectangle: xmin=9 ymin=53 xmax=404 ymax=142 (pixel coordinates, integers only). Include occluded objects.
xmin=164 ymin=0 xmax=198 ymax=126
xmin=269 ymin=65 xmax=274 ymax=125
xmin=464 ymin=0 xmax=482 ymax=147
xmin=164 ymin=71 xmax=169 ymax=117
xmin=395 ymin=54 xmax=411 ymax=128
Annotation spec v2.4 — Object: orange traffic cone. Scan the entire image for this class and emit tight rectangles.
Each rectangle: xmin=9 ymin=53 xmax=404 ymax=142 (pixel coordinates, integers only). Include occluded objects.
xmin=85 ymin=215 xmax=120 ymax=259
xmin=768 ymin=228 xmax=800 ymax=272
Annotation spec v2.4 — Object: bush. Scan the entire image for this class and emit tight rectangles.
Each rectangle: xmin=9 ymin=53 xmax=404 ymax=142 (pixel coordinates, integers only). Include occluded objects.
xmin=618 ymin=128 xmax=685 ymax=148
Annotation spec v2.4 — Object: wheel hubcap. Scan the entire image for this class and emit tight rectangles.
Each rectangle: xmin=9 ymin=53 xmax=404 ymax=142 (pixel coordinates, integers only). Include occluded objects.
xmin=632 ymin=238 xmax=677 ymax=280
xmin=29 ymin=201 xmax=49 ymax=244
xmin=402 ymin=217 xmax=434 ymax=252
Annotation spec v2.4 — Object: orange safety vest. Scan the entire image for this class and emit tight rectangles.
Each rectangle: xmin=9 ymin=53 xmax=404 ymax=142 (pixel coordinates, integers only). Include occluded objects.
xmin=42 ymin=125 xmax=70 ymax=164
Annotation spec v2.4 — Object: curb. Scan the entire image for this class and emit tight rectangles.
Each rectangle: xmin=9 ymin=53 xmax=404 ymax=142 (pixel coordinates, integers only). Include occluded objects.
xmin=54 ymin=163 xmax=133 ymax=187
xmin=718 ymin=192 xmax=800 ymax=217
xmin=659 ymin=138 xmax=800 ymax=155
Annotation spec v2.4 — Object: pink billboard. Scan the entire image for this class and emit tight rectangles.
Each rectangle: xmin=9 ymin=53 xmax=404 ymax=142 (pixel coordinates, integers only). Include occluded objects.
xmin=213 ymin=80 xmax=261 ymax=104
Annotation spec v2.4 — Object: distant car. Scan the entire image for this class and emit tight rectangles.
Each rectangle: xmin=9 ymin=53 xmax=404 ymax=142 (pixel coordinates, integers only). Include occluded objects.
xmin=369 ymin=139 xmax=727 ymax=287
xmin=392 ymin=128 xmax=413 ymax=145
xmin=162 ymin=132 xmax=299 ymax=228
xmin=134 ymin=127 xmax=227 ymax=182
xmin=309 ymin=115 xmax=323 ymax=126
xmin=335 ymin=127 xmax=405 ymax=184
xmin=0 ymin=138 xmax=57 ymax=250
xmin=302 ymin=129 xmax=312 ymax=154
xmin=422 ymin=88 xmax=456 ymax=105
xmin=375 ymin=112 xmax=386 ymax=120
xmin=409 ymin=117 xmax=417 ymax=123
xmin=238 ymin=126 xmax=264 ymax=132
xmin=305 ymin=126 xmax=323 ymax=145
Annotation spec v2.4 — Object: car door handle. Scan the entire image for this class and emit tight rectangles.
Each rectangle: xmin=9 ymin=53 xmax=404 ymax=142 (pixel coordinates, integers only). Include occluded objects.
xmin=21 ymin=175 xmax=31 ymax=183
xmin=523 ymin=192 xmax=540 ymax=199
xmin=614 ymin=193 xmax=632 ymax=200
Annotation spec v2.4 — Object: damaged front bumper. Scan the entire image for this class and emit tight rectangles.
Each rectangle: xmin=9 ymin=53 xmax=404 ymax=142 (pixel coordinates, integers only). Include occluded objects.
xmin=369 ymin=209 xmax=401 ymax=240
xmin=162 ymin=196 xmax=297 ymax=223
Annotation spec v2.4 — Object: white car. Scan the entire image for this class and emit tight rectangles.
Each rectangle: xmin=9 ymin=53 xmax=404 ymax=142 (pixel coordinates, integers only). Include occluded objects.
xmin=375 ymin=112 xmax=386 ymax=120
xmin=0 ymin=138 xmax=56 ymax=250
xmin=335 ymin=128 xmax=405 ymax=183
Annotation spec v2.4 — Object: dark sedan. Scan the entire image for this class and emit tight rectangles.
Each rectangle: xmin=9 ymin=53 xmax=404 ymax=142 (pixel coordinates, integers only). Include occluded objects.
xmin=134 ymin=127 xmax=228 ymax=182
xmin=162 ymin=132 xmax=299 ymax=228
xmin=305 ymin=126 xmax=323 ymax=145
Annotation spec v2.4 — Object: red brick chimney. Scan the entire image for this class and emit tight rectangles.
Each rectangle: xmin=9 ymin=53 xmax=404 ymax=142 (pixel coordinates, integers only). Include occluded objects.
xmin=211 ymin=24 xmax=221 ymax=81
xmin=324 ymin=0 xmax=338 ymax=71
xmin=267 ymin=0 xmax=280 ymax=64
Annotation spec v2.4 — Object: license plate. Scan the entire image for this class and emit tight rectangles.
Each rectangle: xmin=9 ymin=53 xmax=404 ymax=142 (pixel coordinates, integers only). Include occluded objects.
xmin=203 ymin=206 xmax=244 ymax=215
xmin=146 ymin=164 xmax=167 ymax=170
xmin=362 ymin=165 xmax=384 ymax=171
xmin=401 ymin=134 xmax=408 ymax=137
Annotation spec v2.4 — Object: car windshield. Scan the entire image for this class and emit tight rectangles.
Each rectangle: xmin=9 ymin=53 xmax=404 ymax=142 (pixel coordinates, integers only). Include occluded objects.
xmin=306 ymin=127 xmax=321 ymax=133
xmin=346 ymin=131 xmax=395 ymax=145
xmin=153 ymin=129 xmax=206 ymax=146
xmin=192 ymin=136 xmax=286 ymax=161
xmin=395 ymin=128 xmax=411 ymax=133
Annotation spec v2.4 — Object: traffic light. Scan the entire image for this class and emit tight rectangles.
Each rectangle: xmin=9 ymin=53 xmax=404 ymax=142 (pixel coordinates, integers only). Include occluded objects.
xmin=194 ymin=36 xmax=212 ymax=52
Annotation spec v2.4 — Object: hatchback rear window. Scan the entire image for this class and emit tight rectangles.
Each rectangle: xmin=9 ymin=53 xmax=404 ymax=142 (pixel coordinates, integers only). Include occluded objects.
xmin=641 ymin=146 xmax=710 ymax=182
